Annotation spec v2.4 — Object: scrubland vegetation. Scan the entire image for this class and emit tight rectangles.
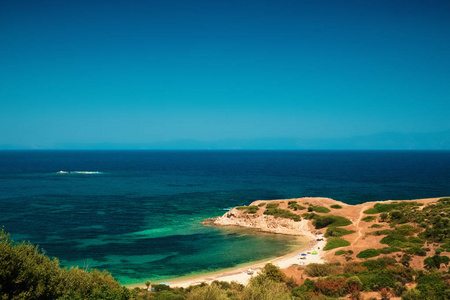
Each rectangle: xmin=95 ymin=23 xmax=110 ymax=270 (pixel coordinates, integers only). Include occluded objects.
xmin=263 ymin=202 xmax=302 ymax=221
xmin=330 ymin=204 xmax=342 ymax=209
xmin=2 ymin=198 xmax=450 ymax=299
xmin=236 ymin=205 xmax=259 ymax=214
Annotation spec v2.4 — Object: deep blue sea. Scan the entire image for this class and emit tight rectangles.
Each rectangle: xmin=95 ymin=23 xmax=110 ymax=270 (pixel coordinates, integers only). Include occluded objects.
xmin=0 ymin=150 xmax=449 ymax=284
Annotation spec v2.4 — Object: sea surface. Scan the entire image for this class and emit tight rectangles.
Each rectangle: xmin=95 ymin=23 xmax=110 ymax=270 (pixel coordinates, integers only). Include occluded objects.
xmin=0 ymin=150 xmax=449 ymax=284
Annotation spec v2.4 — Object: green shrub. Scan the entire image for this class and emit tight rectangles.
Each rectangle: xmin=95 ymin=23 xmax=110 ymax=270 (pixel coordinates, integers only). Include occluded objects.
xmin=363 ymin=202 xmax=422 ymax=214
xmin=260 ymin=263 xmax=284 ymax=282
xmin=186 ymin=284 xmax=229 ymax=300
xmin=258 ymin=202 xmax=266 ymax=207
xmin=401 ymin=288 xmax=422 ymax=300
xmin=288 ymin=201 xmax=306 ymax=211
xmin=155 ymin=290 xmax=185 ymax=300
xmin=364 ymin=270 xmax=396 ymax=290
xmin=356 ymin=248 xmax=380 ymax=259
xmin=379 ymin=246 xmax=401 ymax=254
xmin=438 ymin=197 xmax=450 ymax=203
xmin=304 ymin=263 xmax=342 ymax=277
xmin=423 ymin=255 xmax=450 ymax=269
xmin=323 ymin=238 xmax=351 ymax=250
xmin=325 ymin=227 xmax=355 ymax=238
xmin=362 ymin=216 xmax=376 ymax=222
xmin=335 ymin=250 xmax=347 ymax=256
xmin=416 ymin=274 xmax=449 ymax=299
xmin=311 ymin=206 xmax=331 ymax=213
xmin=266 ymin=203 xmax=279 ymax=209
xmin=242 ymin=275 xmax=291 ymax=300
xmin=315 ymin=277 xmax=348 ymax=297
xmin=347 ymin=276 xmax=362 ymax=288
xmin=435 ymin=248 xmax=444 ymax=255
xmin=313 ymin=215 xmax=352 ymax=229
xmin=370 ymin=224 xmax=383 ymax=228
xmin=442 ymin=240 xmax=450 ymax=251
xmin=302 ymin=212 xmax=316 ymax=220
xmin=291 ymin=278 xmax=315 ymax=297
xmin=236 ymin=205 xmax=259 ymax=214
xmin=330 ymin=204 xmax=343 ymax=209
xmin=264 ymin=208 xmax=301 ymax=221
xmin=362 ymin=259 xmax=387 ymax=272
xmin=363 ymin=208 xmax=379 ymax=214
xmin=0 ymin=228 xmax=131 ymax=300
xmin=380 ymin=234 xmax=408 ymax=247
xmin=404 ymin=246 xmax=427 ymax=256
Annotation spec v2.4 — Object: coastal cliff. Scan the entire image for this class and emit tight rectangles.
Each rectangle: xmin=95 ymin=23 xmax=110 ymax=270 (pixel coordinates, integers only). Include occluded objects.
xmin=208 ymin=196 xmax=449 ymax=268
xmin=209 ymin=197 xmax=350 ymax=238
xmin=213 ymin=207 xmax=315 ymax=237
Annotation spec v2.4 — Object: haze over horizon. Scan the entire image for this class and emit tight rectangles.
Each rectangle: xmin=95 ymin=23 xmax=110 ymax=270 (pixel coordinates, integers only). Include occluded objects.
xmin=1 ymin=0 xmax=450 ymax=149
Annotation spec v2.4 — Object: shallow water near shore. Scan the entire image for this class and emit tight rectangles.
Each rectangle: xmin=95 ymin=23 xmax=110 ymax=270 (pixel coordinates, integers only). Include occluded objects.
xmin=0 ymin=150 xmax=449 ymax=284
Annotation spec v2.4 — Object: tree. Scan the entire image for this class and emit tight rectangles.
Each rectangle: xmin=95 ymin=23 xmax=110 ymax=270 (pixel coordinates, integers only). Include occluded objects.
xmin=424 ymin=255 xmax=450 ymax=269
xmin=401 ymin=254 xmax=411 ymax=267
xmin=186 ymin=284 xmax=229 ymax=300
xmin=145 ymin=280 xmax=151 ymax=291
xmin=242 ymin=276 xmax=291 ymax=300
xmin=260 ymin=263 xmax=284 ymax=282
xmin=0 ymin=228 xmax=131 ymax=300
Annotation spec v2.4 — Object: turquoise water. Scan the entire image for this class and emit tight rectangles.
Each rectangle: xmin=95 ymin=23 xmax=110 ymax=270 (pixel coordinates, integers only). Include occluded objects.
xmin=0 ymin=150 xmax=449 ymax=284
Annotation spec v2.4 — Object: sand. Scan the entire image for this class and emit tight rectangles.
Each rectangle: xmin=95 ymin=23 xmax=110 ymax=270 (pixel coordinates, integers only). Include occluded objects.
xmin=127 ymin=237 xmax=326 ymax=289
xmin=127 ymin=197 xmax=446 ymax=290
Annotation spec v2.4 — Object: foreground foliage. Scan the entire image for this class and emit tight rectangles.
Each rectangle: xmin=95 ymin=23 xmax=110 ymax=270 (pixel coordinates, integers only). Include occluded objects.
xmin=0 ymin=228 xmax=131 ymax=300
xmin=3 ymin=198 xmax=450 ymax=299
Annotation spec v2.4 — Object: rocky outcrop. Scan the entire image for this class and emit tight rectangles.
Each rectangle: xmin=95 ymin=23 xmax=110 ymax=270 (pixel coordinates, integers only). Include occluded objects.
xmin=212 ymin=207 xmax=315 ymax=238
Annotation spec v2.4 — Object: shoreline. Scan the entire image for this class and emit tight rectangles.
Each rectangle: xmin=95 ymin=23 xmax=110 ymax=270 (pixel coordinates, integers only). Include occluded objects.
xmin=126 ymin=234 xmax=326 ymax=289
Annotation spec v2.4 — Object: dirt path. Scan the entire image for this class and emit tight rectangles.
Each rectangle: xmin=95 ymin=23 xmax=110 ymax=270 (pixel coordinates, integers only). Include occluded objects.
xmin=354 ymin=205 xmax=365 ymax=243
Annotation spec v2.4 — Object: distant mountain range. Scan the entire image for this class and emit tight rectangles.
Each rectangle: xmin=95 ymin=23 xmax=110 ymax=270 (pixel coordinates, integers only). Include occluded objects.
xmin=2 ymin=130 xmax=450 ymax=150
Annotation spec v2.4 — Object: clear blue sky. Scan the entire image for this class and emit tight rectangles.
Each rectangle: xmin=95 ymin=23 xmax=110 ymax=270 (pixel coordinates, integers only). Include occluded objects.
xmin=1 ymin=0 xmax=449 ymax=148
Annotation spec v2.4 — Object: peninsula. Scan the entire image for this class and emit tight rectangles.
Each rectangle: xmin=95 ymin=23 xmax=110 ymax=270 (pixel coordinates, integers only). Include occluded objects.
xmin=2 ymin=196 xmax=449 ymax=300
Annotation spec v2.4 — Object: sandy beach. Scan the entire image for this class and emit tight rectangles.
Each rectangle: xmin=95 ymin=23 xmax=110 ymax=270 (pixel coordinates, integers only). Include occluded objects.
xmin=127 ymin=236 xmax=326 ymax=289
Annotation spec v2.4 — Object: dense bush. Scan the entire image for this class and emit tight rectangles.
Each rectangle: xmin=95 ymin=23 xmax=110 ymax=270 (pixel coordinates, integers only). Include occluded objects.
xmin=415 ymin=274 xmax=449 ymax=300
xmin=330 ymin=204 xmax=342 ymax=209
xmin=323 ymin=238 xmax=351 ymax=250
xmin=260 ymin=263 xmax=284 ymax=282
xmin=263 ymin=208 xmax=301 ymax=221
xmin=313 ymin=215 xmax=352 ymax=229
xmin=356 ymin=248 xmax=380 ymax=259
xmin=423 ymin=255 xmax=450 ymax=269
xmin=379 ymin=246 xmax=401 ymax=254
xmin=359 ymin=270 xmax=396 ymax=291
xmin=236 ymin=205 xmax=259 ymax=214
xmin=185 ymin=283 xmax=230 ymax=300
xmin=304 ymin=263 xmax=342 ymax=277
xmin=291 ymin=278 xmax=315 ymax=298
xmin=325 ymin=227 xmax=355 ymax=238
xmin=347 ymin=276 xmax=362 ymax=288
xmin=380 ymin=233 xmax=408 ymax=247
xmin=363 ymin=202 xmax=422 ymax=215
xmin=362 ymin=216 xmax=376 ymax=222
xmin=242 ymin=275 xmax=291 ymax=300
xmin=315 ymin=277 xmax=348 ymax=297
xmin=288 ymin=201 xmax=306 ymax=211
xmin=0 ymin=228 xmax=131 ymax=300
xmin=310 ymin=206 xmax=331 ymax=213
xmin=266 ymin=203 xmax=279 ymax=209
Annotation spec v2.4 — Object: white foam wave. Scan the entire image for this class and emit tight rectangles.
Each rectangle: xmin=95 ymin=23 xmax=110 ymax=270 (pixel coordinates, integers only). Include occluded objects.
xmin=56 ymin=171 xmax=102 ymax=174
